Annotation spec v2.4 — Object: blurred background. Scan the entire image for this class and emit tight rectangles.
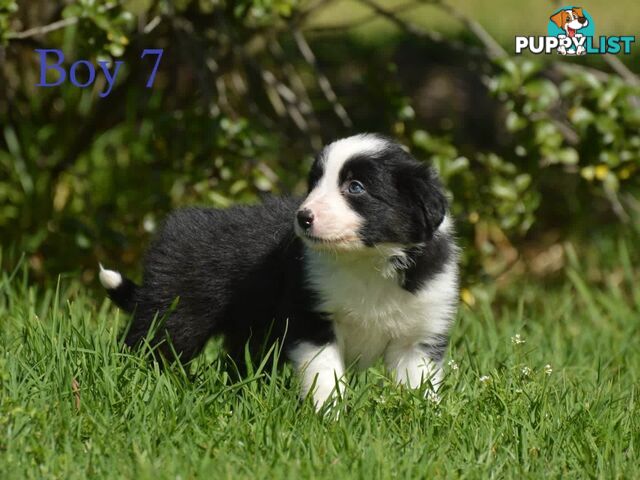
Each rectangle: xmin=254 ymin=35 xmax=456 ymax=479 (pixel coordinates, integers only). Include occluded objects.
xmin=1 ymin=0 xmax=639 ymax=296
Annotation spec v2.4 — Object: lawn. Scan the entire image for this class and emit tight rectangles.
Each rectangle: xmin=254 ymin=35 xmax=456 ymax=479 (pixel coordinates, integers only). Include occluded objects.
xmin=1 ymin=241 xmax=639 ymax=479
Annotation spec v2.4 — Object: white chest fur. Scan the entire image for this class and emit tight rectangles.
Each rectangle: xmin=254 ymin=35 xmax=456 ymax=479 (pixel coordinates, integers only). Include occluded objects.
xmin=305 ymin=248 xmax=458 ymax=369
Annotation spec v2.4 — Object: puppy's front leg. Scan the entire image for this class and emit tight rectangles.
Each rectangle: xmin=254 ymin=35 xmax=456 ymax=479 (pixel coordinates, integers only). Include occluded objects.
xmin=288 ymin=341 xmax=345 ymax=411
xmin=385 ymin=339 xmax=446 ymax=391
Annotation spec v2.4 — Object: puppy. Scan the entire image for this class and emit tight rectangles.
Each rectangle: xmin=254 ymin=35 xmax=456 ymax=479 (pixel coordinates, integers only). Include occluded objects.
xmin=100 ymin=134 xmax=459 ymax=409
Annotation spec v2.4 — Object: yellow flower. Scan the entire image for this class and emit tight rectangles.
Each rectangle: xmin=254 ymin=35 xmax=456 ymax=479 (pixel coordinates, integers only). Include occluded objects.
xmin=619 ymin=167 xmax=632 ymax=180
xmin=594 ymin=164 xmax=609 ymax=180
xmin=461 ymin=288 xmax=476 ymax=307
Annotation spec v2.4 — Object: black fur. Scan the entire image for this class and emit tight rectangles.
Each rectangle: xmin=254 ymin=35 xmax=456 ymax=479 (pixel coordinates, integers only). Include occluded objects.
xmin=104 ymin=275 xmax=139 ymax=312
xmin=334 ymin=144 xmax=447 ymax=247
xmin=401 ymin=239 xmax=451 ymax=293
xmin=114 ymin=197 xmax=332 ymax=366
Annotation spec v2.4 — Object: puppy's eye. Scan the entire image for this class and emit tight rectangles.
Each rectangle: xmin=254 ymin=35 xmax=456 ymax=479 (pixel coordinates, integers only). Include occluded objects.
xmin=347 ymin=180 xmax=365 ymax=195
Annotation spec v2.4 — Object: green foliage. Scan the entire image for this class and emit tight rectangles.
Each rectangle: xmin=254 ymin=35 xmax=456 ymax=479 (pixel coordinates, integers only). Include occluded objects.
xmin=0 ymin=0 xmax=18 ymax=44
xmin=61 ymin=1 xmax=135 ymax=58
xmin=491 ymin=58 xmax=640 ymax=196
xmin=231 ymin=0 xmax=301 ymax=23
xmin=1 ymin=0 xmax=639 ymax=281
xmin=1 ymin=239 xmax=639 ymax=477
xmin=412 ymin=130 xmax=538 ymax=236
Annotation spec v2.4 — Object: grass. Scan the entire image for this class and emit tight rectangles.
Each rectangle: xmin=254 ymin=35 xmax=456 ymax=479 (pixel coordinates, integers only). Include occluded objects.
xmin=1 ymin=242 xmax=639 ymax=479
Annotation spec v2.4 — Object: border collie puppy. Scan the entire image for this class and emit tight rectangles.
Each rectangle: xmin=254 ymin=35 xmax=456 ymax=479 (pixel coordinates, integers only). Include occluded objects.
xmin=100 ymin=134 xmax=459 ymax=409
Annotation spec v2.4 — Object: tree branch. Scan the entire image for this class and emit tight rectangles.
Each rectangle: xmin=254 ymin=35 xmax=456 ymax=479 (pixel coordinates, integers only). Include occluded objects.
xmin=260 ymin=68 xmax=310 ymax=132
xmin=269 ymin=39 xmax=323 ymax=148
xmin=7 ymin=16 xmax=79 ymax=40
xmin=292 ymin=29 xmax=353 ymax=128
xmin=422 ymin=0 xmax=507 ymax=60
xmin=356 ymin=0 xmax=487 ymax=58
xmin=305 ymin=1 xmax=421 ymax=34
xmin=7 ymin=5 xmax=118 ymax=40
xmin=293 ymin=0 xmax=339 ymax=27
xmin=602 ymin=54 xmax=640 ymax=87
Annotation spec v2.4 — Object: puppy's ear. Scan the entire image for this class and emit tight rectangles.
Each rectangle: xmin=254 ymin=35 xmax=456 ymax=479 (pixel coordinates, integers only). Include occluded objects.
xmin=550 ymin=11 xmax=565 ymax=28
xmin=573 ymin=7 xmax=584 ymax=17
xmin=398 ymin=162 xmax=447 ymax=241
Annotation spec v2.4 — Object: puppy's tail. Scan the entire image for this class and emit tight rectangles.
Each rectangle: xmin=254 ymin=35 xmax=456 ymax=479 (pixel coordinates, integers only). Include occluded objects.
xmin=98 ymin=263 xmax=139 ymax=313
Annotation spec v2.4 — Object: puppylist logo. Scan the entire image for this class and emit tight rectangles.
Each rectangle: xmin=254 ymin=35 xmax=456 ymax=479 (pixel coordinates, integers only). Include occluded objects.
xmin=515 ymin=6 xmax=636 ymax=55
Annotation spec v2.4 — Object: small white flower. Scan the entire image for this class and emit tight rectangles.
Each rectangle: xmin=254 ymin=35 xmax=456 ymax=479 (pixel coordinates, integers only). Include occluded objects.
xmin=521 ymin=366 xmax=532 ymax=377
xmin=511 ymin=334 xmax=526 ymax=345
xmin=426 ymin=390 xmax=441 ymax=404
xmin=544 ymin=364 xmax=553 ymax=375
xmin=479 ymin=375 xmax=491 ymax=384
xmin=448 ymin=359 xmax=459 ymax=371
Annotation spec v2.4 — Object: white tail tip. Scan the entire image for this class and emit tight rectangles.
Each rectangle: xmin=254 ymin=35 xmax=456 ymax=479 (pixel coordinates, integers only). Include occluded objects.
xmin=98 ymin=264 xmax=123 ymax=290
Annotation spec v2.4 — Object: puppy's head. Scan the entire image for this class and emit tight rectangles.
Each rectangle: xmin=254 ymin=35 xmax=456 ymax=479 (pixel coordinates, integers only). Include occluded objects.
xmin=295 ymin=134 xmax=447 ymax=252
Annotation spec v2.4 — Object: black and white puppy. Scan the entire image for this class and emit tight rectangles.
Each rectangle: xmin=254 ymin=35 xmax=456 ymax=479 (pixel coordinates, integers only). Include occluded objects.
xmin=100 ymin=134 xmax=459 ymax=409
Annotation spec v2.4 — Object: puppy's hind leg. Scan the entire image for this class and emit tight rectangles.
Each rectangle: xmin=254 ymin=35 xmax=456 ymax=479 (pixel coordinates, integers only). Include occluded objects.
xmin=99 ymin=265 xmax=211 ymax=364
xmin=124 ymin=302 xmax=209 ymax=364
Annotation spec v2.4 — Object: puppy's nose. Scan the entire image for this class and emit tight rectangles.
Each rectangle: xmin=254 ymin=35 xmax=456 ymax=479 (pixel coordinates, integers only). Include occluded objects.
xmin=578 ymin=16 xmax=586 ymax=23
xmin=297 ymin=209 xmax=314 ymax=230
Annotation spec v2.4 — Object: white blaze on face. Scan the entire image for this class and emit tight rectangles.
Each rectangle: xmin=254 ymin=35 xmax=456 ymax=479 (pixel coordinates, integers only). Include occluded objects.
xmin=298 ymin=134 xmax=386 ymax=247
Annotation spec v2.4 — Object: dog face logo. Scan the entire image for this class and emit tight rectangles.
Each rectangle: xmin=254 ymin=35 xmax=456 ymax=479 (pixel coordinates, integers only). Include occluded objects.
xmin=547 ymin=6 xmax=594 ymax=55
xmin=550 ymin=7 xmax=589 ymax=38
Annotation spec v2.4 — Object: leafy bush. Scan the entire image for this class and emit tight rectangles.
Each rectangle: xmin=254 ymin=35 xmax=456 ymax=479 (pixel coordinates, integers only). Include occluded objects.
xmin=1 ymin=0 xmax=638 ymax=282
